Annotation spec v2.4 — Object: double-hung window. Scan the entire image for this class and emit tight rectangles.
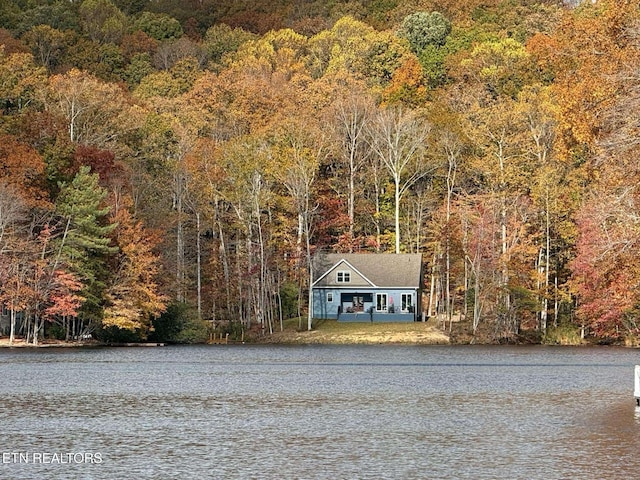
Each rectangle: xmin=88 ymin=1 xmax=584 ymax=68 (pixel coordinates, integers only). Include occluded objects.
xmin=401 ymin=293 xmax=413 ymax=312
xmin=376 ymin=293 xmax=388 ymax=312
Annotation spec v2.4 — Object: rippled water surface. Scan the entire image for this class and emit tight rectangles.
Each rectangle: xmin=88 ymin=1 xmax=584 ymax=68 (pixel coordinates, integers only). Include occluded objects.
xmin=1 ymin=344 xmax=639 ymax=479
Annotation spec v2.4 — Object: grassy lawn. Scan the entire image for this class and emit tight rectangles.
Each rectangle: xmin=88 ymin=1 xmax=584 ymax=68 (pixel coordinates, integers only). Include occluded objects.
xmin=256 ymin=317 xmax=450 ymax=345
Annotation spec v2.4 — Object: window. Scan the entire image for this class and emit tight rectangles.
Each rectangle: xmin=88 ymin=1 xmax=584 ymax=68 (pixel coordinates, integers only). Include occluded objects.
xmin=353 ymin=296 xmax=364 ymax=311
xmin=336 ymin=271 xmax=351 ymax=283
xmin=327 ymin=292 xmax=333 ymax=302
xmin=401 ymin=293 xmax=413 ymax=312
xmin=376 ymin=293 xmax=388 ymax=312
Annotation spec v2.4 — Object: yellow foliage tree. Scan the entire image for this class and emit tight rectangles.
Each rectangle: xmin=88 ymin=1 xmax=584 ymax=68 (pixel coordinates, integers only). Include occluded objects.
xmin=103 ymin=204 xmax=166 ymax=335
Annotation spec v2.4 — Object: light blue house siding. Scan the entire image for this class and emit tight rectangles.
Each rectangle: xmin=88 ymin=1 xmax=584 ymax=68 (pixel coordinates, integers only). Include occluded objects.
xmin=312 ymin=288 xmax=418 ymax=322
xmin=311 ymin=253 xmax=423 ymax=323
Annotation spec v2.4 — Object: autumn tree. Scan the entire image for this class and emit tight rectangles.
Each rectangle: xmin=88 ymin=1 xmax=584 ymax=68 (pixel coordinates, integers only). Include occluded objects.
xmin=134 ymin=11 xmax=183 ymax=41
xmin=202 ymin=23 xmax=255 ymax=67
xmin=307 ymin=16 xmax=411 ymax=87
xmin=0 ymin=238 xmax=37 ymax=344
xmin=180 ymin=139 xmax=227 ymax=320
xmin=326 ymin=89 xmax=374 ymax=248
xmin=542 ymin=0 xmax=636 ymax=161
xmin=0 ymin=28 xmax=28 ymax=54
xmin=426 ymin=105 xmax=471 ymax=331
xmin=399 ymin=11 xmax=451 ymax=54
xmin=43 ymin=269 xmax=84 ymax=340
xmin=515 ymin=84 xmax=570 ymax=333
xmin=0 ymin=49 xmax=47 ymax=113
xmin=0 ymin=134 xmax=49 ymax=208
xmin=273 ymin=120 xmax=325 ymax=330
xmin=78 ymin=0 xmax=128 ymax=44
xmin=570 ymin=9 xmax=640 ymax=339
xmin=153 ymin=37 xmax=203 ymax=71
xmin=103 ymin=204 xmax=166 ymax=336
xmin=0 ymin=182 xmax=29 ymax=344
xmin=465 ymin=97 xmax=540 ymax=338
xmin=13 ymin=2 xmax=79 ymax=33
xmin=458 ymin=197 xmax=502 ymax=337
xmin=382 ymin=55 xmax=429 ymax=107
xmin=451 ymin=31 xmax=533 ymax=103
xmin=46 ymin=68 xmax=132 ymax=148
xmin=367 ymin=106 xmax=431 ymax=253
xmin=22 ymin=25 xmax=66 ymax=71
xmin=135 ymin=56 xmax=201 ymax=99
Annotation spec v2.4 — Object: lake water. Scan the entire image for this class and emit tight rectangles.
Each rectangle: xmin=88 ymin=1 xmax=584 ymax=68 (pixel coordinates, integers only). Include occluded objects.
xmin=0 ymin=344 xmax=639 ymax=479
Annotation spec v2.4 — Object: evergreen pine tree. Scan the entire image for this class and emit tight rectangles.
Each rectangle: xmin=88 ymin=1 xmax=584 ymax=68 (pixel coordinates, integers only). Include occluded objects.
xmin=55 ymin=166 xmax=117 ymax=325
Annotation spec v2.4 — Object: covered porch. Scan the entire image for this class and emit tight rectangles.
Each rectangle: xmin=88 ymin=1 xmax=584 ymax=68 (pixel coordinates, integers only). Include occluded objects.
xmin=337 ymin=311 xmax=418 ymax=322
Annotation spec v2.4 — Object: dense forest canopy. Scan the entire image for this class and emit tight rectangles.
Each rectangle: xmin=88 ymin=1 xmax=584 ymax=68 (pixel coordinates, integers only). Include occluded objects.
xmin=1 ymin=0 xmax=639 ymax=345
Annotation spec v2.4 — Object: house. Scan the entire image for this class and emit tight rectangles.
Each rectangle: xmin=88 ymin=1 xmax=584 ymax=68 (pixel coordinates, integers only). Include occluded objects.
xmin=311 ymin=253 xmax=423 ymax=322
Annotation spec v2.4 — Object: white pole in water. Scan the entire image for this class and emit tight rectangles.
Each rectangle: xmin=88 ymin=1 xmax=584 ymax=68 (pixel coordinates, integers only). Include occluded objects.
xmin=635 ymin=365 xmax=640 ymax=406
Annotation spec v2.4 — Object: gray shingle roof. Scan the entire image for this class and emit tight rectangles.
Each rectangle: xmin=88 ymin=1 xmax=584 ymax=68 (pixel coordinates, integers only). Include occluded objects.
xmin=313 ymin=253 xmax=423 ymax=288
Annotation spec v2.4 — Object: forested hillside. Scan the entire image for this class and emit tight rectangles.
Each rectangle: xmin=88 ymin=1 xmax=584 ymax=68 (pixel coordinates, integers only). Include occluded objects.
xmin=1 ymin=0 xmax=638 ymax=344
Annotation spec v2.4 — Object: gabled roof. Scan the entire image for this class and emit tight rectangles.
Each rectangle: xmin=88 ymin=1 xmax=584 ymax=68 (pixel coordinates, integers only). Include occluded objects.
xmin=314 ymin=258 xmax=376 ymax=287
xmin=312 ymin=253 xmax=423 ymax=289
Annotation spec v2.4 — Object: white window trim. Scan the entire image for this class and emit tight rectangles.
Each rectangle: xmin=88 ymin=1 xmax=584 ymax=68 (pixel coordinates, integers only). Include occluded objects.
xmin=327 ymin=292 xmax=333 ymax=302
xmin=376 ymin=293 xmax=388 ymax=312
xmin=401 ymin=293 xmax=413 ymax=312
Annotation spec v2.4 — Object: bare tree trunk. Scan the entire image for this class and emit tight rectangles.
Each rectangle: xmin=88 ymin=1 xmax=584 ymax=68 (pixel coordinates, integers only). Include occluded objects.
xmin=174 ymin=168 xmax=185 ymax=303
xmin=445 ymin=146 xmax=457 ymax=334
xmin=235 ymin=240 xmax=247 ymax=327
xmin=196 ymin=211 xmax=202 ymax=318
xmin=465 ymin=254 xmax=483 ymax=338
xmin=554 ymin=275 xmax=559 ymax=328
xmin=216 ymin=204 xmax=232 ymax=317
xmin=348 ymin=157 xmax=355 ymax=248
xmin=306 ymin=243 xmax=313 ymax=331
xmin=333 ymin=94 xmax=372 ymax=250
xmin=537 ymin=246 xmax=544 ymax=328
xmin=542 ymin=199 xmax=551 ymax=332
xmin=246 ymin=234 xmax=258 ymax=328
xmin=374 ymin=183 xmax=382 ymax=252
xmin=32 ymin=309 xmax=39 ymax=346
xmin=9 ymin=305 xmax=16 ymax=345
xmin=275 ymin=124 xmax=321 ymax=331
xmin=26 ymin=313 xmax=32 ymax=344
xmin=473 ymin=269 xmax=481 ymax=337
xmin=394 ymin=181 xmax=401 ymax=254
xmin=253 ymin=174 xmax=270 ymax=334
xmin=463 ymin=259 xmax=468 ymax=321
xmin=428 ymin=253 xmax=437 ymax=318
xmin=494 ymin=131 xmax=511 ymax=315
xmin=277 ymin=275 xmax=284 ymax=332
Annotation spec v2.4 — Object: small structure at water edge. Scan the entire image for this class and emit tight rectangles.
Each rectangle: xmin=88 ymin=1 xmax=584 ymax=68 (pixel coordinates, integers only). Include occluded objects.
xmin=635 ymin=365 xmax=640 ymax=406
xmin=311 ymin=253 xmax=423 ymax=322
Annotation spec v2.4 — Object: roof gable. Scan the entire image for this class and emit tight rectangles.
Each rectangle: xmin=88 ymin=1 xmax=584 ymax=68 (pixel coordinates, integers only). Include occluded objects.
xmin=313 ymin=253 xmax=423 ymax=289
xmin=313 ymin=259 xmax=376 ymax=287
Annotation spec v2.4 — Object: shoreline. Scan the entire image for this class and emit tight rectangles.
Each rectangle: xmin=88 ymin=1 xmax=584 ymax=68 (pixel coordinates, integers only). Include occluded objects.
xmin=0 ymin=339 xmax=95 ymax=348
xmin=3 ymin=320 xmax=628 ymax=347
xmin=255 ymin=324 xmax=451 ymax=345
xmin=0 ymin=325 xmax=449 ymax=347
xmin=0 ymin=339 xmax=164 ymax=348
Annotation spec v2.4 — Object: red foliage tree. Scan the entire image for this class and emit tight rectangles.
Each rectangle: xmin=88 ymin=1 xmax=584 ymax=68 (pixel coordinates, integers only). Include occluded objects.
xmin=44 ymin=269 xmax=84 ymax=320
xmin=0 ymin=134 xmax=49 ymax=208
